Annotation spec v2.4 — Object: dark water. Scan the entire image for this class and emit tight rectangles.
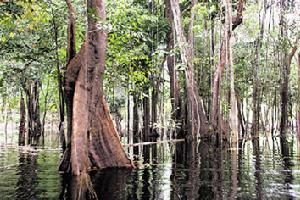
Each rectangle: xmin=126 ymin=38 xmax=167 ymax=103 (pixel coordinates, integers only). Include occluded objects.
xmin=1 ymin=137 xmax=300 ymax=199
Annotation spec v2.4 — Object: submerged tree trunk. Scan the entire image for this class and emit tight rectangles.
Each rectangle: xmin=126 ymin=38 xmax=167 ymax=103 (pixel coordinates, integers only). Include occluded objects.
xmin=61 ymin=0 xmax=132 ymax=175
xmin=170 ymin=0 xmax=208 ymax=140
xmin=19 ymin=94 xmax=26 ymax=146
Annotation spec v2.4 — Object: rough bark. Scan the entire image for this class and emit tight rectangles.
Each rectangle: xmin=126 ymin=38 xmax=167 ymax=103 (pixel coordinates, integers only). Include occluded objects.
xmin=25 ymin=81 xmax=42 ymax=145
xmin=170 ymin=0 xmax=208 ymax=140
xmin=19 ymin=94 xmax=26 ymax=146
xmin=211 ymin=0 xmax=244 ymax=132
xmin=65 ymin=0 xmax=77 ymax=152
xmin=61 ymin=0 xmax=132 ymax=175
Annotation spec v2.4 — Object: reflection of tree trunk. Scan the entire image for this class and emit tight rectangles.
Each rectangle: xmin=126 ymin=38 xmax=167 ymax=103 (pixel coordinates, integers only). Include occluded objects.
xmin=16 ymin=153 xmax=38 ymax=199
xmin=19 ymin=94 xmax=26 ymax=146
xmin=184 ymin=140 xmax=200 ymax=199
xmin=280 ymin=137 xmax=293 ymax=198
xmin=252 ymin=139 xmax=263 ymax=199
xmin=212 ymin=146 xmax=223 ymax=200
xmin=230 ymin=142 xmax=238 ymax=200
xmin=198 ymin=141 xmax=214 ymax=199
xmin=91 ymin=169 xmax=130 ymax=200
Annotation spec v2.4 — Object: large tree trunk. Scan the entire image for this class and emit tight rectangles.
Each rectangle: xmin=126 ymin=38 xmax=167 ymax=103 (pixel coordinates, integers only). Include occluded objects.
xmin=19 ymin=94 xmax=26 ymax=146
xmin=211 ymin=0 xmax=244 ymax=132
xmin=170 ymin=0 xmax=208 ymax=140
xmin=61 ymin=0 xmax=132 ymax=175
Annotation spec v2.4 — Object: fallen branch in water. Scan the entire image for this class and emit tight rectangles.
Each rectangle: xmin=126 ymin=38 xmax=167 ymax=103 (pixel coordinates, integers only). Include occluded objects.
xmin=123 ymin=139 xmax=185 ymax=148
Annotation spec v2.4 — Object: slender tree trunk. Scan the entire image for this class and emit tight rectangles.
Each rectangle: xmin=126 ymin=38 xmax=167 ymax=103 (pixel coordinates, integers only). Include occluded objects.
xmin=165 ymin=0 xmax=182 ymax=132
xmin=252 ymin=41 xmax=261 ymax=137
xmin=4 ymin=102 xmax=8 ymax=144
xmin=279 ymin=0 xmax=298 ymax=136
xmin=61 ymin=0 xmax=132 ymax=175
xmin=211 ymin=0 xmax=244 ymax=132
xmin=252 ymin=0 xmax=267 ymax=138
xmin=51 ymin=8 xmax=65 ymax=150
xmin=297 ymin=53 xmax=300 ymax=137
xmin=143 ymin=90 xmax=150 ymax=141
xmin=41 ymin=81 xmax=49 ymax=146
xmin=133 ymin=94 xmax=139 ymax=155
xmin=225 ymin=0 xmax=239 ymax=144
xmin=170 ymin=0 xmax=208 ymax=140
xmin=19 ymin=94 xmax=26 ymax=146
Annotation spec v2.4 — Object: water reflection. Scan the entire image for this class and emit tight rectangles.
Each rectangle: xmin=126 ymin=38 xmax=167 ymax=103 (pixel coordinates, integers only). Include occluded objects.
xmin=15 ymin=153 xmax=38 ymax=199
xmin=3 ymin=137 xmax=300 ymax=199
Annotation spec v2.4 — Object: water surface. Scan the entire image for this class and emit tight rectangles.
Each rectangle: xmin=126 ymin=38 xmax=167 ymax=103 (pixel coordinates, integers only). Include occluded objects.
xmin=1 ymin=137 xmax=300 ymax=199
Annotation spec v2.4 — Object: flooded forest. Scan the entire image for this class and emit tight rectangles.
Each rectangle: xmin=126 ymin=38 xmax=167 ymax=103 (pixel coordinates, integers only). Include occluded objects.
xmin=0 ymin=0 xmax=300 ymax=199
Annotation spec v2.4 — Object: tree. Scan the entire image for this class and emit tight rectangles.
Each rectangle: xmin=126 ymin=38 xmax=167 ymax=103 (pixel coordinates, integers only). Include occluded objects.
xmin=211 ymin=0 xmax=244 ymax=133
xmin=170 ymin=0 xmax=208 ymax=141
xmin=60 ymin=0 xmax=132 ymax=175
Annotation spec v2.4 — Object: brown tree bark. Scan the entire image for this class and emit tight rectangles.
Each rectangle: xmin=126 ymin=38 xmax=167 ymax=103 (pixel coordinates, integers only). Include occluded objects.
xmin=24 ymin=81 xmax=42 ymax=145
xmin=211 ymin=0 xmax=244 ymax=132
xmin=170 ymin=0 xmax=208 ymax=140
xmin=165 ymin=0 xmax=182 ymax=128
xmin=19 ymin=94 xmax=26 ymax=146
xmin=60 ymin=0 xmax=132 ymax=175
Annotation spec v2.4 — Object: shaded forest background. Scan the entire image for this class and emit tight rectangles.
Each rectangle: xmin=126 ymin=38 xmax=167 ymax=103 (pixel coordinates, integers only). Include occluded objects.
xmin=0 ymin=0 xmax=299 ymax=147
